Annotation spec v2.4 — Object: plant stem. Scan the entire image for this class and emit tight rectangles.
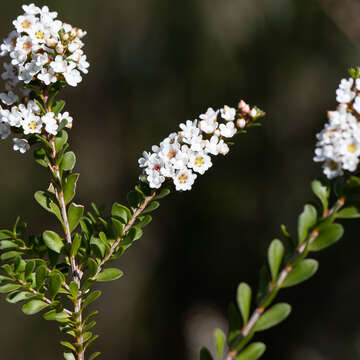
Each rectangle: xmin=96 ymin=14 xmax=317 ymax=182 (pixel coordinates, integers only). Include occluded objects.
xmin=225 ymin=197 xmax=345 ymax=359
xmin=49 ymin=139 xmax=85 ymax=360
xmin=94 ymin=191 xmax=157 ymax=278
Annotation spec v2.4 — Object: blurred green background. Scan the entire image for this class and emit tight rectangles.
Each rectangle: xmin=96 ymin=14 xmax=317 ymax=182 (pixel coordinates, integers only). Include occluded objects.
xmin=1 ymin=0 xmax=360 ymax=359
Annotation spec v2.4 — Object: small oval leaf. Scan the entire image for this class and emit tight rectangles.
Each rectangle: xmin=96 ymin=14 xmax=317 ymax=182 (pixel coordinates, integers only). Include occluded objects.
xmin=236 ymin=282 xmax=252 ymax=325
xmin=95 ymin=268 xmax=123 ymax=282
xmin=254 ymin=303 xmax=291 ymax=332
xmin=282 ymin=259 xmax=319 ymax=288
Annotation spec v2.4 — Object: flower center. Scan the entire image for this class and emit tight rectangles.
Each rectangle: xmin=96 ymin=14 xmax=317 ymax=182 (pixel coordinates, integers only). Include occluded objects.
xmin=23 ymin=41 xmax=32 ymax=51
xmin=178 ymin=174 xmax=188 ymax=184
xmin=21 ymin=20 xmax=32 ymax=29
xmin=152 ymin=164 xmax=161 ymax=171
xmin=348 ymin=143 xmax=357 ymax=153
xmin=167 ymin=149 xmax=177 ymax=159
xmin=28 ymin=121 xmax=38 ymax=130
xmin=35 ymin=31 xmax=45 ymax=40
xmin=195 ymin=156 xmax=204 ymax=167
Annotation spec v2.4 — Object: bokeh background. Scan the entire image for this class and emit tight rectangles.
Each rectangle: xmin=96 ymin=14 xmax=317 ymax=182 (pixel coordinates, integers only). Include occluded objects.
xmin=0 ymin=0 xmax=360 ymax=359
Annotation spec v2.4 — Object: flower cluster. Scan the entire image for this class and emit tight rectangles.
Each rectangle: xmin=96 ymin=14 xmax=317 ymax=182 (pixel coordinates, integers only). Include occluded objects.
xmin=314 ymin=75 xmax=360 ymax=179
xmin=0 ymin=4 xmax=88 ymax=153
xmin=139 ymin=101 xmax=264 ymax=191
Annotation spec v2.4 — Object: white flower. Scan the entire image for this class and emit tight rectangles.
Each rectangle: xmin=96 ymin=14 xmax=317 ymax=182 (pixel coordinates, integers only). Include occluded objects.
xmin=63 ymin=63 xmax=82 ymax=86
xmin=146 ymin=169 xmax=165 ymax=189
xmin=220 ymin=105 xmax=236 ymax=121
xmin=50 ymin=55 xmax=67 ymax=73
xmin=13 ymin=137 xmax=30 ymax=153
xmin=0 ymin=91 xmax=18 ymax=106
xmin=22 ymin=114 xmax=42 ymax=134
xmin=336 ymin=78 xmax=355 ymax=104
xmin=30 ymin=22 xmax=49 ymax=44
xmin=204 ymin=135 xmax=220 ymax=155
xmin=22 ymin=4 xmax=41 ymax=16
xmin=219 ymin=122 xmax=237 ymax=138
xmin=37 ymin=67 xmax=57 ymax=84
xmin=236 ymin=118 xmax=246 ymax=129
xmin=199 ymin=107 xmax=218 ymax=134
xmin=188 ymin=151 xmax=212 ymax=175
xmin=322 ymin=159 xmax=343 ymax=179
xmin=13 ymin=14 xmax=37 ymax=34
xmin=57 ymin=111 xmax=73 ymax=128
xmin=354 ymin=97 xmax=360 ymax=114
xmin=0 ymin=31 xmax=18 ymax=56
xmin=173 ymin=168 xmax=197 ymax=191
xmin=5 ymin=107 xmax=22 ymax=127
xmin=0 ymin=122 xmax=10 ymax=140
xmin=42 ymin=112 xmax=58 ymax=135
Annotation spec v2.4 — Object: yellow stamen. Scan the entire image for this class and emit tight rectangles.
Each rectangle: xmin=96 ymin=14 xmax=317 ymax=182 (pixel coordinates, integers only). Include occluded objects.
xmin=22 ymin=20 xmax=31 ymax=29
xmin=194 ymin=156 xmax=204 ymax=167
xmin=28 ymin=121 xmax=37 ymax=130
xmin=35 ymin=31 xmax=44 ymax=40
xmin=178 ymin=174 xmax=188 ymax=184
xmin=347 ymin=143 xmax=357 ymax=153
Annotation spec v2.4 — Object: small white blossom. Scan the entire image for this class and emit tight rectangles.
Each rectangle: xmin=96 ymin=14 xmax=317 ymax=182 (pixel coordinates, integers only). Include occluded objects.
xmin=13 ymin=137 xmax=30 ymax=153
xmin=336 ymin=78 xmax=355 ymax=104
xmin=0 ymin=122 xmax=10 ymax=139
xmin=22 ymin=114 xmax=42 ymax=134
xmin=188 ymin=151 xmax=212 ymax=175
xmin=42 ymin=112 xmax=58 ymax=135
xmin=0 ymin=91 xmax=18 ymax=106
xmin=173 ymin=168 xmax=197 ymax=191
xmin=219 ymin=122 xmax=237 ymax=138
xmin=220 ymin=105 xmax=236 ymax=121
xmin=57 ymin=111 xmax=73 ymax=128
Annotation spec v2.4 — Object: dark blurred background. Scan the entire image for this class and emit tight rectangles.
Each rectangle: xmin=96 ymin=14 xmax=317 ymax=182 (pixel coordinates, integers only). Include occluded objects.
xmin=1 ymin=0 xmax=360 ymax=359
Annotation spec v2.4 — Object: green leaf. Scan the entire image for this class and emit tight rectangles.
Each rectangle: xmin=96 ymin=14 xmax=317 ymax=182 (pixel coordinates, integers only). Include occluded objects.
xmin=63 ymin=174 xmax=79 ymax=204
xmin=0 ymin=240 xmax=17 ymax=250
xmin=0 ymin=283 xmax=21 ymax=293
xmin=61 ymin=151 xmax=76 ymax=171
xmin=256 ymin=265 xmax=270 ymax=304
xmin=44 ymin=310 xmax=69 ymax=322
xmin=22 ymin=299 xmax=49 ymax=315
xmin=95 ymin=268 xmax=123 ymax=282
xmin=25 ymin=260 xmax=36 ymax=279
xmin=200 ymin=347 xmax=213 ymax=360
xmin=214 ymin=329 xmax=226 ymax=360
xmin=34 ymin=191 xmax=63 ymax=222
xmin=235 ymin=342 xmax=266 ymax=360
xmin=43 ymin=231 xmax=64 ymax=254
xmin=89 ymin=352 xmax=101 ymax=360
xmin=298 ymin=204 xmax=317 ymax=244
xmin=237 ymin=282 xmax=252 ymax=324
xmin=1 ymin=251 xmax=21 ymax=261
xmin=68 ymin=203 xmax=84 ymax=232
xmin=143 ymin=201 xmax=160 ymax=215
xmin=282 ymin=259 xmax=319 ymax=288
xmin=155 ymin=188 xmax=171 ymax=199
xmin=63 ymin=352 xmax=75 ymax=360
xmin=311 ymin=180 xmax=329 ymax=211
xmin=336 ymin=206 xmax=360 ymax=219
xmin=136 ymin=215 xmax=152 ymax=229
xmin=61 ymin=342 xmax=76 ymax=352
xmin=254 ymin=303 xmax=291 ymax=331
xmin=268 ymin=239 xmax=284 ymax=282
xmin=87 ymin=258 xmax=98 ymax=277
xmin=34 ymin=147 xmax=49 ymax=167
xmin=6 ymin=291 xmax=34 ymax=304
xmin=90 ymin=236 xmax=106 ymax=258
xmin=83 ymin=290 xmax=102 ymax=309
xmin=309 ymin=223 xmax=344 ymax=252
xmin=35 ymin=265 xmax=47 ymax=289
xmin=52 ymin=100 xmax=66 ymax=115
xmin=111 ymin=203 xmax=131 ymax=223
xmin=49 ymin=273 xmax=62 ymax=298
xmin=70 ymin=234 xmax=82 ymax=257
xmin=54 ymin=129 xmax=68 ymax=152
xmin=127 ymin=190 xmax=142 ymax=208
xmin=69 ymin=281 xmax=79 ymax=299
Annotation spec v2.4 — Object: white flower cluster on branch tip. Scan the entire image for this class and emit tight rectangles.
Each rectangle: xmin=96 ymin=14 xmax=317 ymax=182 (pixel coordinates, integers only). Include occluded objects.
xmin=0 ymin=3 xmax=88 ymax=153
xmin=139 ymin=101 xmax=263 ymax=191
xmin=314 ymin=74 xmax=360 ymax=179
